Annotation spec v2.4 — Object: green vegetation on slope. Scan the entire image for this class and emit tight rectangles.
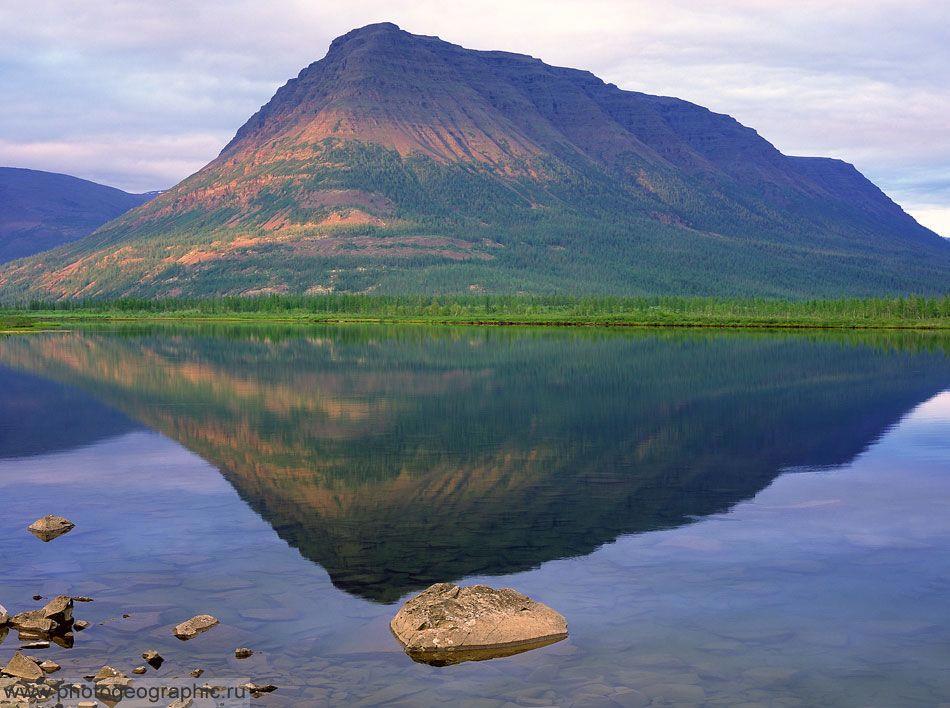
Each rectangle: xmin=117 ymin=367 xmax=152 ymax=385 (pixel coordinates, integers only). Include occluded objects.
xmin=3 ymin=295 xmax=949 ymax=329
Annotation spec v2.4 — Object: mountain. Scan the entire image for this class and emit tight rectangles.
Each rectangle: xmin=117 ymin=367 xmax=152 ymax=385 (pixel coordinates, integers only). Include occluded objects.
xmin=0 ymin=23 xmax=947 ymax=299
xmin=0 ymin=167 xmax=154 ymax=264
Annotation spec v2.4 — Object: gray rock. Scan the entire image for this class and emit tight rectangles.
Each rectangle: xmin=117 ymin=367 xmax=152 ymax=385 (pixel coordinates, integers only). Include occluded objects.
xmin=390 ymin=582 xmax=568 ymax=665
xmin=27 ymin=515 xmax=75 ymax=542
xmin=174 ymin=614 xmax=219 ymax=640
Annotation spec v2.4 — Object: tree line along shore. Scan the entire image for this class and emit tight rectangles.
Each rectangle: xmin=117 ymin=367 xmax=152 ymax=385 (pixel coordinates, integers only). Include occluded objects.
xmin=1 ymin=295 xmax=948 ymax=331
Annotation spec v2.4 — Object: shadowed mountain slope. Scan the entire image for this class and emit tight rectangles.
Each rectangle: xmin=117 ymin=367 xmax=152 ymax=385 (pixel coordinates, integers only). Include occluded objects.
xmin=0 ymin=167 xmax=154 ymax=263
xmin=1 ymin=23 xmax=946 ymax=298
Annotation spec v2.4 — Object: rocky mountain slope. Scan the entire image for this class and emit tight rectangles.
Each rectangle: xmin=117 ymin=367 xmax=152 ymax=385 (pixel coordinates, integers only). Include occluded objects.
xmin=0 ymin=23 xmax=946 ymax=298
xmin=0 ymin=167 xmax=153 ymax=263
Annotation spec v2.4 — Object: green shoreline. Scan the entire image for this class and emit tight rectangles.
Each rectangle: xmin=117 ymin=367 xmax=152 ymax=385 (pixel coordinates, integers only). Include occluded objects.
xmin=3 ymin=294 xmax=949 ymax=333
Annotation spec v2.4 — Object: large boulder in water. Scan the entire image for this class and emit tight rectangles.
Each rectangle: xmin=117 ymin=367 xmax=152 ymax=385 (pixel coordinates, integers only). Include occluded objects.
xmin=390 ymin=583 xmax=567 ymax=665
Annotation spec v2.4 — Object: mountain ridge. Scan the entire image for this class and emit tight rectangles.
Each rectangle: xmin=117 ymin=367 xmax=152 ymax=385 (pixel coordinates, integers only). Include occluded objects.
xmin=0 ymin=167 xmax=154 ymax=264
xmin=0 ymin=22 xmax=946 ymax=299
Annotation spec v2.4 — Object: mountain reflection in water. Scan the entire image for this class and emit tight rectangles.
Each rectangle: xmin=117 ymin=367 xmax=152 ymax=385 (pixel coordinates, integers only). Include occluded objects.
xmin=0 ymin=327 xmax=946 ymax=602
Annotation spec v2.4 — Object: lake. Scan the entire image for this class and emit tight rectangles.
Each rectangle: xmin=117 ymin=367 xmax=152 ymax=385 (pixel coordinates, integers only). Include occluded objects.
xmin=0 ymin=326 xmax=948 ymax=706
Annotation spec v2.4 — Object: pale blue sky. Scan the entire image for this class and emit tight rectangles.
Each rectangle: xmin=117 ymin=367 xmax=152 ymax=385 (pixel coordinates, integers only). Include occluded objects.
xmin=1 ymin=0 xmax=948 ymax=235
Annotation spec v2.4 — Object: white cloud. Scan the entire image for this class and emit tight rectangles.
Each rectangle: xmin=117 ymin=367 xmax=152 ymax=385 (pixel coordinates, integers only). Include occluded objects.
xmin=0 ymin=0 xmax=947 ymax=226
xmin=904 ymin=206 xmax=950 ymax=238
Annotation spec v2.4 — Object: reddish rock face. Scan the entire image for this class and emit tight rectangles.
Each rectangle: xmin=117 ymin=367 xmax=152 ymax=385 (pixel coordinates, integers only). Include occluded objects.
xmin=391 ymin=583 xmax=568 ymax=665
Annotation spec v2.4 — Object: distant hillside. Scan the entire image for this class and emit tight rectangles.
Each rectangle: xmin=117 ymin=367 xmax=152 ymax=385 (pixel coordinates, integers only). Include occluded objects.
xmin=0 ymin=167 xmax=154 ymax=263
xmin=0 ymin=23 xmax=946 ymax=298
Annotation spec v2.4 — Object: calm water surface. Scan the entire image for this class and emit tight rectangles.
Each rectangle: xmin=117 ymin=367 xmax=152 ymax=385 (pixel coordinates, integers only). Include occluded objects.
xmin=0 ymin=327 xmax=948 ymax=706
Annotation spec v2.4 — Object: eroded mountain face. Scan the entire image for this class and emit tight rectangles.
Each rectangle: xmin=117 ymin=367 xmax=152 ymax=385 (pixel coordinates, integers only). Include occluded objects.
xmin=1 ymin=23 xmax=946 ymax=298
xmin=1 ymin=327 xmax=946 ymax=601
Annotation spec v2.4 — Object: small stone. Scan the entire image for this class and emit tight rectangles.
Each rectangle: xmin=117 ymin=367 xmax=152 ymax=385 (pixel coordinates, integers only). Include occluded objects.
xmin=27 ymin=515 xmax=75 ymax=542
xmin=173 ymin=614 xmax=219 ymax=640
xmin=122 ymin=614 xmax=131 ymax=619
xmin=142 ymin=650 xmax=164 ymax=669
xmin=39 ymin=660 xmax=60 ymax=674
xmin=243 ymin=682 xmax=277 ymax=694
xmin=78 ymin=702 xmax=98 ymax=708
xmin=234 ymin=647 xmax=253 ymax=659
xmin=168 ymin=699 xmax=193 ymax=708
xmin=188 ymin=668 xmax=203 ymax=678
xmin=0 ymin=604 xmax=7 ymax=625
xmin=74 ymin=620 xmax=90 ymax=631
xmin=32 ymin=595 xmax=43 ymax=601
xmin=2 ymin=652 xmax=44 ymax=681
xmin=20 ymin=641 xmax=50 ymax=649
xmin=72 ymin=597 xmax=94 ymax=603
xmin=132 ymin=666 xmax=147 ymax=675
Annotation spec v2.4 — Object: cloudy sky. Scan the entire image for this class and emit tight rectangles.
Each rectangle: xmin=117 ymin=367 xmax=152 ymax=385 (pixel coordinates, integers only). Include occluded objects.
xmin=2 ymin=0 xmax=948 ymax=235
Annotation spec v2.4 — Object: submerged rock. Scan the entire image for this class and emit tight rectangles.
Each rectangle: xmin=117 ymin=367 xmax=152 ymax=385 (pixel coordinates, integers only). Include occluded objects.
xmin=27 ymin=515 xmax=75 ymax=542
xmin=1 ymin=652 xmax=44 ymax=681
xmin=234 ymin=647 xmax=253 ymax=659
xmin=92 ymin=666 xmax=130 ymax=688
xmin=173 ymin=615 xmax=219 ymax=640
xmin=390 ymin=583 xmax=567 ymax=666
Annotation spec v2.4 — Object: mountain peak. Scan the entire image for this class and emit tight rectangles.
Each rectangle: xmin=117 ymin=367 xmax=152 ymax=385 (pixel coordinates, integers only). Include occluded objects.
xmin=0 ymin=25 xmax=946 ymax=299
xmin=326 ymin=22 xmax=407 ymax=53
